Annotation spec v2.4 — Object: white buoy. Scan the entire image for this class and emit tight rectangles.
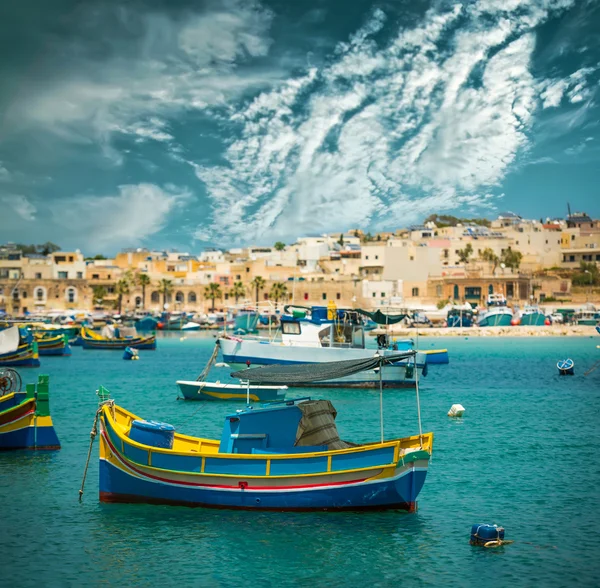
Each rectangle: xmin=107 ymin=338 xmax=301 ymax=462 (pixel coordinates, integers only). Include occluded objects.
xmin=448 ymin=404 xmax=465 ymax=417
xmin=180 ymin=336 xmax=186 ymax=341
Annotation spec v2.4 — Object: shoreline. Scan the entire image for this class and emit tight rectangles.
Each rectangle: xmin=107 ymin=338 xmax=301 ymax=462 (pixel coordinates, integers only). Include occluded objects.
xmin=370 ymin=324 xmax=599 ymax=337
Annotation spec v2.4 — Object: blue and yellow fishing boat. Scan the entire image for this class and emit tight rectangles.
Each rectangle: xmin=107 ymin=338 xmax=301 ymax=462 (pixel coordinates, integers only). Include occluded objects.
xmin=80 ymin=327 xmax=156 ymax=350
xmin=34 ymin=333 xmax=72 ymax=356
xmin=0 ymin=373 xmax=60 ymax=450
xmin=0 ymin=326 xmax=40 ymax=367
xmin=98 ymin=393 xmax=432 ymax=511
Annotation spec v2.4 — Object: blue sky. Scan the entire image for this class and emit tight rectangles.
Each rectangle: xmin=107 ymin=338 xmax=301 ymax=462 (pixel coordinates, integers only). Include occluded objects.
xmin=0 ymin=0 xmax=599 ymax=254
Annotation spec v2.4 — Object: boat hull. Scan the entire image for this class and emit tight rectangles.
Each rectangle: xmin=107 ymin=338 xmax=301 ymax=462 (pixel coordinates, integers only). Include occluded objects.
xmin=477 ymin=310 xmax=513 ymax=327
xmin=219 ymin=338 xmax=426 ymax=387
xmin=177 ymin=381 xmax=286 ymax=402
xmin=36 ymin=336 xmax=71 ymax=356
xmin=82 ymin=336 xmax=156 ymax=350
xmin=519 ymin=313 xmax=547 ymax=326
xmin=0 ymin=344 xmax=40 ymax=367
xmin=423 ymin=349 xmax=449 ymax=364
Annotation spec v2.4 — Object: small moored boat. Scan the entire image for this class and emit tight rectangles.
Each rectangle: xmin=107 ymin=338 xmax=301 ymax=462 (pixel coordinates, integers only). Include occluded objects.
xmin=177 ymin=380 xmax=287 ymax=402
xmin=0 ymin=326 xmax=40 ymax=367
xmin=34 ymin=333 xmax=72 ymax=356
xmin=80 ymin=327 xmax=156 ymax=350
xmin=557 ymin=358 xmax=574 ymax=376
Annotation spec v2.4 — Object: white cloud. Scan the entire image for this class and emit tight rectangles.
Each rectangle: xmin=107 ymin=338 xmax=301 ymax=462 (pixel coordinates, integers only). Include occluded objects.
xmin=195 ymin=1 xmax=573 ymax=243
xmin=1 ymin=195 xmax=37 ymax=221
xmin=50 ymin=184 xmax=191 ymax=250
xmin=0 ymin=164 xmax=11 ymax=182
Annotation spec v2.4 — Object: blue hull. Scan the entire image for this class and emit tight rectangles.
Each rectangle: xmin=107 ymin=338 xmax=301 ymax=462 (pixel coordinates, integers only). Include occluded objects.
xmin=447 ymin=317 xmax=473 ymax=327
xmin=478 ymin=314 xmax=513 ymax=327
xmin=0 ymin=356 xmax=40 ymax=367
xmin=423 ymin=350 xmax=449 ymax=364
xmin=519 ymin=313 xmax=547 ymax=326
xmin=39 ymin=344 xmax=71 ymax=356
xmin=0 ymin=425 xmax=61 ymax=450
xmin=99 ymin=459 xmax=427 ymax=511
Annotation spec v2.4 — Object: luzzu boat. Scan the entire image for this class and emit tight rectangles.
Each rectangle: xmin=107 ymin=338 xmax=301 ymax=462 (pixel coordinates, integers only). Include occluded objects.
xmin=98 ymin=391 xmax=432 ymax=511
xmin=218 ymin=305 xmax=427 ymax=388
xmin=0 ymin=374 xmax=60 ymax=450
xmin=177 ymin=380 xmax=287 ymax=402
xmin=34 ymin=333 xmax=72 ymax=356
xmin=477 ymin=294 xmax=514 ymax=327
xmin=80 ymin=327 xmax=156 ymax=350
xmin=0 ymin=326 xmax=40 ymax=367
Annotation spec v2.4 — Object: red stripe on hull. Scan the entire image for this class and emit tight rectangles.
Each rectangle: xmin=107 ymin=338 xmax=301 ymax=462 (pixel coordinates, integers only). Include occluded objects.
xmin=99 ymin=491 xmax=416 ymax=512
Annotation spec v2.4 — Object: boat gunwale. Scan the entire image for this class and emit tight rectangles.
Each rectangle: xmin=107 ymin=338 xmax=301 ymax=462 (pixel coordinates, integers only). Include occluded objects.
xmin=176 ymin=380 xmax=288 ymax=391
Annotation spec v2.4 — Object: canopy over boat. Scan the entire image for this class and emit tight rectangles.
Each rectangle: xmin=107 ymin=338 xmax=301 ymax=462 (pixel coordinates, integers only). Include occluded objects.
xmin=0 ymin=326 xmax=20 ymax=355
xmin=231 ymin=351 xmax=416 ymax=384
xmin=355 ymin=309 xmax=408 ymax=325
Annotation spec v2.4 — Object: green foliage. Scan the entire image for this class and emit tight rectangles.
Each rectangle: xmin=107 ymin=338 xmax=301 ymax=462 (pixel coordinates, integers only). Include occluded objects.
xmin=91 ymin=286 xmax=106 ymax=306
xmin=115 ymin=279 xmax=130 ymax=314
xmin=436 ymin=299 xmax=447 ymax=309
xmin=269 ymin=282 xmax=289 ymax=307
xmin=480 ymin=247 xmax=499 ymax=273
xmin=16 ymin=242 xmax=61 ymax=255
xmin=158 ymin=278 xmax=173 ymax=308
xmin=457 ymin=243 xmax=474 ymax=264
xmin=500 ymin=247 xmax=523 ymax=270
xmin=204 ymin=282 xmax=223 ymax=312
xmin=250 ymin=276 xmax=266 ymax=306
xmin=85 ymin=254 xmax=107 ymax=260
xmin=230 ymin=281 xmax=246 ymax=304
xmin=572 ymin=261 xmax=599 ymax=286
xmin=424 ymin=214 xmax=491 ymax=228
xmin=274 ymin=241 xmax=286 ymax=251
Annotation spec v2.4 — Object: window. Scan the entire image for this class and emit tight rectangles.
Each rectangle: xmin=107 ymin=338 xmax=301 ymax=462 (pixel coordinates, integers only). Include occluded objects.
xmin=35 ymin=272 xmax=42 ymax=279
xmin=583 ymin=255 xmax=592 ymax=261
xmin=436 ymin=285 xmax=442 ymax=297
xmin=76 ymin=272 xmax=83 ymax=279
xmin=571 ymin=235 xmax=575 ymax=240
xmin=35 ymin=288 xmax=45 ymax=301
xmin=375 ymin=255 xmax=378 ymax=260
xmin=151 ymin=291 xmax=160 ymax=303
xmin=304 ymin=293 xmax=309 ymax=300
xmin=410 ymin=256 xmax=414 ymax=261
xmin=282 ymin=321 xmax=301 ymax=335
xmin=545 ymin=240 xmax=548 ymax=244
xmin=365 ymin=255 xmax=369 ymax=260
xmin=58 ymin=271 xmax=68 ymax=279
xmin=264 ymin=293 xmax=268 ymax=300
xmin=322 ymin=293 xmax=327 ymax=300
xmin=55 ymin=256 xmax=66 ymax=263
xmin=336 ymin=293 xmax=341 ymax=300
xmin=569 ymin=255 xmax=575 ymax=262
xmin=224 ymin=293 xmax=229 ymax=300
xmin=236 ymin=275 xmax=241 ymax=280
xmin=411 ymin=287 xmax=419 ymax=296
xmin=107 ymin=286 xmax=115 ymax=294
xmin=22 ymin=291 xmax=27 ymax=299
xmin=381 ymin=292 xmax=385 ymax=297
xmin=465 ymin=287 xmax=482 ymax=299
xmin=175 ymin=291 xmax=184 ymax=303
xmin=66 ymin=287 xmax=76 ymax=303
xmin=246 ymin=267 xmax=250 ymax=272
xmin=372 ymin=292 xmax=376 ymax=298
xmin=92 ymin=274 xmax=99 ymax=279
xmin=188 ymin=292 xmax=197 ymax=303
xmin=516 ymin=241 xmax=519 ymax=245
xmin=107 ymin=274 xmax=111 ymax=279
xmin=68 ymin=256 xmax=74 ymax=262
xmin=596 ymin=255 xmax=600 ymax=261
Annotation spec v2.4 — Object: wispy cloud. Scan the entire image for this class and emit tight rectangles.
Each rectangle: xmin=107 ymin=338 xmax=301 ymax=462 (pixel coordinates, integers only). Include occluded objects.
xmin=194 ymin=0 xmax=581 ymax=244
xmin=1 ymin=194 xmax=36 ymax=221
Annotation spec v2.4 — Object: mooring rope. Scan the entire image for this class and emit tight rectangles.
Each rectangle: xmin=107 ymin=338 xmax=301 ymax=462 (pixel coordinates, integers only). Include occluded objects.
xmin=196 ymin=341 xmax=220 ymax=382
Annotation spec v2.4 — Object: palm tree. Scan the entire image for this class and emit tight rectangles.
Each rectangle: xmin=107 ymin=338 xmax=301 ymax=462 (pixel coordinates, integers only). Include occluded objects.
xmin=230 ymin=281 xmax=246 ymax=305
xmin=204 ymin=282 xmax=222 ymax=312
xmin=269 ymin=282 xmax=288 ymax=309
xmin=158 ymin=279 xmax=173 ymax=309
xmin=136 ymin=273 xmax=152 ymax=309
xmin=250 ymin=276 xmax=266 ymax=309
xmin=115 ymin=279 xmax=130 ymax=314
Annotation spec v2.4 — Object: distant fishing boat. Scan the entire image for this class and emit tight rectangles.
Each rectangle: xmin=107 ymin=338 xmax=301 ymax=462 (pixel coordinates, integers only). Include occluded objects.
xmin=80 ymin=327 xmax=156 ymax=350
xmin=218 ymin=305 xmax=427 ymax=388
xmin=477 ymin=294 xmax=514 ymax=327
xmin=446 ymin=307 xmax=474 ymax=328
xmin=233 ymin=311 xmax=259 ymax=334
xmin=97 ymin=357 xmax=433 ymax=511
xmin=557 ymin=358 xmax=574 ymax=376
xmin=0 ymin=326 xmax=40 ymax=367
xmin=519 ymin=305 xmax=549 ymax=326
xmin=177 ymin=380 xmax=287 ymax=402
xmin=34 ymin=333 xmax=71 ymax=356
xmin=574 ymin=304 xmax=599 ymax=326
xmin=0 ymin=373 xmax=60 ymax=450
xmin=158 ymin=313 xmax=187 ymax=330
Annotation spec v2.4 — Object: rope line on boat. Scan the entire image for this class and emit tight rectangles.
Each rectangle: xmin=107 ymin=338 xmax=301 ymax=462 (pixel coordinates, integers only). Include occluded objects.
xmin=584 ymin=359 xmax=600 ymax=376
xmin=196 ymin=340 xmax=220 ymax=382
xmin=78 ymin=400 xmax=113 ymax=502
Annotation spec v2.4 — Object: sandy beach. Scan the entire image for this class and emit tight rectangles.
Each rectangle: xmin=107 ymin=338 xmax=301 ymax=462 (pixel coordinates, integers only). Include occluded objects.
xmin=371 ymin=324 xmax=600 ymax=337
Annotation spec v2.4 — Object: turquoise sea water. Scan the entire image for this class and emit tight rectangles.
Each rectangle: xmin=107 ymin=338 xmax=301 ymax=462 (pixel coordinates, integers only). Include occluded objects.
xmin=1 ymin=334 xmax=600 ymax=587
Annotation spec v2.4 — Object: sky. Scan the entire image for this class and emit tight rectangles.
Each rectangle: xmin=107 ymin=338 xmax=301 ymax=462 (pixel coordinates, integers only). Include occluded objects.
xmin=0 ymin=0 xmax=599 ymax=255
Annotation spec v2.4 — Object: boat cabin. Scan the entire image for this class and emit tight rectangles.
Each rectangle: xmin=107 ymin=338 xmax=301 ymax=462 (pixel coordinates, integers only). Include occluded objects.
xmin=486 ymin=293 xmax=508 ymax=307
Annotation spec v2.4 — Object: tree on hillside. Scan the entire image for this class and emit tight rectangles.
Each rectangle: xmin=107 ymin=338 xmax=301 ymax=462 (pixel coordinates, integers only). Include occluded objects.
xmin=269 ymin=282 xmax=289 ymax=308
xmin=91 ymin=286 xmax=106 ymax=307
xmin=274 ymin=241 xmax=286 ymax=251
xmin=480 ymin=248 xmax=499 ymax=274
xmin=230 ymin=281 xmax=246 ymax=305
xmin=158 ymin=278 xmax=173 ymax=309
xmin=250 ymin=276 xmax=266 ymax=308
xmin=204 ymin=282 xmax=222 ymax=312
xmin=457 ymin=243 xmax=474 ymax=265
xmin=424 ymin=214 xmax=491 ymax=228
xmin=136 ymin=273 xmax=152 ymax=309
xmin=500 ymin=247 xmax=523 ymax=271
xmin=572 ymin=261 xmax=599 ymax=286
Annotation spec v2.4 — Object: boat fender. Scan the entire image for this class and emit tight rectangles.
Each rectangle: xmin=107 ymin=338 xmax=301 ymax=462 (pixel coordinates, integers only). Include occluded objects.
xmin=448 ymin=404 xmax=465 ymax=417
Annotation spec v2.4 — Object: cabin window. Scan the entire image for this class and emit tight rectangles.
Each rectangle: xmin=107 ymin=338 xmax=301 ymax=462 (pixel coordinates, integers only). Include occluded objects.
xmin=318 ymin=326 xmax=331 ymax=346
xmin=282 ymin=321 xmax=301 ymax=335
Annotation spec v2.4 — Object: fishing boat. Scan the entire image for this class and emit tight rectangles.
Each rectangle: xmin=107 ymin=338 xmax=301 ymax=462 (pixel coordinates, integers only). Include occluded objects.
xmin=218 ymin=305 xmax=427 ymax=388
xmin=96 ymin=354 xmax=432 ymax=511
xmin=557 ymin=358 xmax=575 ymax=376
xmin=34 ymin=333 xmax=72 ymax=356
xmin=0 ymin=372 xmax=60 ymax=450
xmin=158 ymin=313 xmax=187 ymax=330
xmin=446 ymin=307 xmax=474 ymax=328
xmin=80 ymin=327 xmax=156 ymax=350
xmin=573 ymin=304 xmax=599 ymax=326
xmin=518 ymin=305 xmax=548 ymax=326
xmin=477 ymin=294 xmax=514 ymax=327
xmin=375 ymin=334 xmax=449 ymax=365
xmin=0 ymin=326 xmax=40 ymax=367
xmin=423 ymin=349 xmax=449 ymax=364
xmin=177 ymin=380 xmax=287 ymax=402
xmin=233 ymin=311 xmax=259 ymax=335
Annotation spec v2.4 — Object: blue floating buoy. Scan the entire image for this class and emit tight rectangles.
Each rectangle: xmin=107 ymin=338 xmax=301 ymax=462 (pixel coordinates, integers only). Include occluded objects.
xmin=123 ymin=347 xmax=139 ymax=361
xmin=470 ymin=524 xmax=509 ymax=547
xmin=557 ymin=358 xmax=574 ymax=376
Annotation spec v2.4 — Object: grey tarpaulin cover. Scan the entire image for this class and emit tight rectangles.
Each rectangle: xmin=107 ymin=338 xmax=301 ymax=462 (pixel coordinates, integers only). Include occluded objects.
xmin=356 ymin=309 xmax=408 ymax=325
xmin=295 ymin=400 xmax=353 ymax=450
xmin=230 ymin=352 xmax=415 ymax=384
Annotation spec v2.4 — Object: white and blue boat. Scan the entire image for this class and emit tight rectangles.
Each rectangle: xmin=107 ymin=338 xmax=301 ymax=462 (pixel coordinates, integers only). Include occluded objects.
xmin=218 ymin=306 xmax=427 ymax=388
xmin=477 ymin=294 xmax=514 ymax=327
xmin=446 ymin=306 xmax=474 ymax=328
xmin=557 ymin=358 xmax=574 ymax=376
xmin=177 ymin=380 xmax=287 ymax=402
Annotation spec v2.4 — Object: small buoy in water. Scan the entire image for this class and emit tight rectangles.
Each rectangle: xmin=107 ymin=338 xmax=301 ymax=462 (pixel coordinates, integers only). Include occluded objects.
xmin=180 ymin=336 xmax=186 ymax=341
xmin=448 ymin=404 xmax=465 ymax=417
xmin=470 ymin=524 xmax=512 ymax=547
xmin=123 ymin=347 xmax=139 ymax=361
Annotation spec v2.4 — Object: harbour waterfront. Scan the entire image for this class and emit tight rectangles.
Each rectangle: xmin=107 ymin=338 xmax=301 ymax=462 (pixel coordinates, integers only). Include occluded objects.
xmin=1 ymin=333 xmax=599 ymax=586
